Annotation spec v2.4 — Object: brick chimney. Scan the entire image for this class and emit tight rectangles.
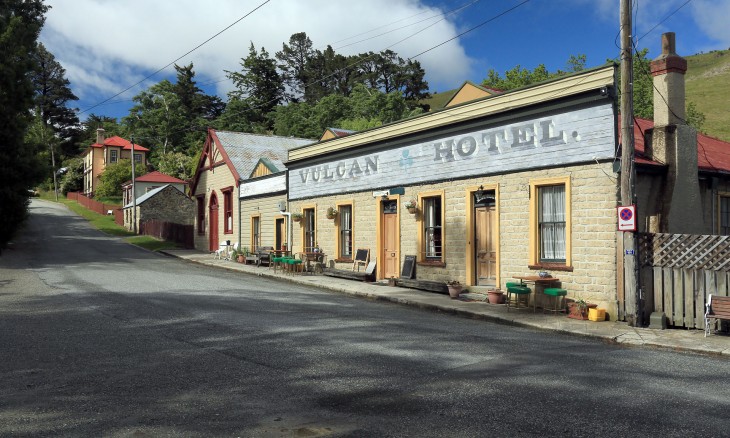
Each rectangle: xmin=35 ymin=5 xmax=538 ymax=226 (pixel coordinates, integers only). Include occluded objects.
xmin=96 ymin=128 xmax=105 ymax=145
xmin=646 ymin=32 xmax=704 ymax=233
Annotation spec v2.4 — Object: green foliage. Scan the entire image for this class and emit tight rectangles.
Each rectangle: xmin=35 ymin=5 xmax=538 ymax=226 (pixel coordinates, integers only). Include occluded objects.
xmin=0 ymin=0 xmax=49 ymax=250
xmin=30 ymin=42 xmax=80 ymax=159
xmin=481 ymin=54 xmax=587 ymax=91
xmin=59 ymin=157 xmax=84 ymax=195
xmin=156 ymin=151 xmax=196 ymax=182
xmin=95 ymin=159 xmax=146 ymax=198
xmin=226 ymin=43 xmax=284 ymax=131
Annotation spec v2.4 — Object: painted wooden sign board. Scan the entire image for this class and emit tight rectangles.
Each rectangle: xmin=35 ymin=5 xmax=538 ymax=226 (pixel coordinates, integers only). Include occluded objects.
xmin=365 ymin=261 xmax=376 ymax=275
xmin=617 ymin=205 xmax=637 ymax=231
xmin=401 ymin=255 xmax=416 ymax=279
xmin=289 ymin=103 xmax=616 ymax=200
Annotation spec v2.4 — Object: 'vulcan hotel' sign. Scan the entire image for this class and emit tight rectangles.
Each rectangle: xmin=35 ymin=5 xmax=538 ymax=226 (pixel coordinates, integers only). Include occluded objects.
xmin=290 ymin=103 xmax=615 ymax=200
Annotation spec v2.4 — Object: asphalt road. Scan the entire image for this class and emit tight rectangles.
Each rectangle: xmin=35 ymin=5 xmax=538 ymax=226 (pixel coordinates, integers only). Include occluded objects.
xmin=1 ymin=199 xmax=729 ymax=438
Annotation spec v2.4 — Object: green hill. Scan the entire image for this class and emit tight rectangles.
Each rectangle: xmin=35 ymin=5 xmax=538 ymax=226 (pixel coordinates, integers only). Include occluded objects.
xmin=424 ymin=50 xmax=730 ymax=142
xmin=686 ymin=49 xmax=730 ymax=142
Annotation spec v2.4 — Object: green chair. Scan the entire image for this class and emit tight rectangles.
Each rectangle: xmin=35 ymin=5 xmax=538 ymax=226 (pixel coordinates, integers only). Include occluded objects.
xmin=285 ymin=257 xmax=303 ymax=274
xmin=543 ymin=288 xmax=567 ymax=314
xmin=271 ymin=256 xmax=286 ymax=273
xmin=506 ymin=281 xmax=532 ymax=311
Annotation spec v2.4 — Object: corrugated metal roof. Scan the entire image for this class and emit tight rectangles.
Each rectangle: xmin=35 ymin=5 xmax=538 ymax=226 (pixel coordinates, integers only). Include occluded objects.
xmin=213 ymin=130 xmax=311 ymax=180
xmin=135 ymin=171 xmax=186 ymax=184
xmin=124 ymin=184 xmax=170 ymax=208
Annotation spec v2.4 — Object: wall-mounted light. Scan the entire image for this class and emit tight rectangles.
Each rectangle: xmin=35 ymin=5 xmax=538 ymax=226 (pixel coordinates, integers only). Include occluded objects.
xmin=381 ymin=193 xmax=389 ymax=200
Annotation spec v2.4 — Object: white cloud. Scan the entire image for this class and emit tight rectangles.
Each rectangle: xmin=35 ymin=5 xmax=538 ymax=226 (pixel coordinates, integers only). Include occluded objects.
xmin=41 ymin=0 xmax=474 ymax=109
xmin=692 ymin=0 xmax=730 ymax=47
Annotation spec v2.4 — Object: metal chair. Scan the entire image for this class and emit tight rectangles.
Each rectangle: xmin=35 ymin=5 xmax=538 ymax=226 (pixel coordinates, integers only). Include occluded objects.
xmin=543 ymin=288 xmax=567 ymax=314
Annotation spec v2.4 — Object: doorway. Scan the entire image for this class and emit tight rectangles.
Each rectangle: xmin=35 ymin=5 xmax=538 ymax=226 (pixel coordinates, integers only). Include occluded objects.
xmin=380 ymin=199 xmax=400 ymax=279
xmin=275 ymin=217 xmax=285 ymax=250
xmin=208 ymin=192 xmax=219 ymax=251
xmin=474 ymin=190 xmax=497 ymax=287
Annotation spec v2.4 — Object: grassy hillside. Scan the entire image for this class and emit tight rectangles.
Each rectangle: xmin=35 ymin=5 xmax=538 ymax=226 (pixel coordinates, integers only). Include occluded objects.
xmin=423 ymin=50 xmax=730 ymax=142
xmin=686 ymin=48 xmax=730 ymax=142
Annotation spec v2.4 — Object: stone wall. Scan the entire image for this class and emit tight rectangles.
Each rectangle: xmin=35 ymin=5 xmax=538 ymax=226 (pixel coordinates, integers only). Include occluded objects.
xmin=138 ymin=186 xmax=194 ymax=226
xmin=290 ymin=161 xmax=620 ymax=314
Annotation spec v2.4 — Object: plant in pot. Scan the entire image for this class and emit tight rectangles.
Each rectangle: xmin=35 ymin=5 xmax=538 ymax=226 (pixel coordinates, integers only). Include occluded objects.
xmin=447 ymin=280 xmax=463 ymax=299
xmin=567 ymin=298 xmax=597 ymax=320
xmin=326 ymin=206 xmax=337 ymax=219
xmin=404 ymin=199 xmax=417 ymax=214
xmin=236 ymin=250 xmax=245 ymax=263
xmin=292 ymin=213 xmax=303 ymax=222
xmin=487 ymin=288 xmax=504 ymax=304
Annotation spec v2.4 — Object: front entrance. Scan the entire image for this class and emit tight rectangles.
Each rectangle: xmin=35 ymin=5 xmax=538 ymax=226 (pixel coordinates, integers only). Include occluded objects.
xmin=208 ymin=192 xmax=219 ymax=251
xmin=474 ymin=190 xmax=497 ymax=287
xmin=380 ymin=200 xmax=400 ymax=279
xmin=275 ymin=217 xmax=285 ymax=250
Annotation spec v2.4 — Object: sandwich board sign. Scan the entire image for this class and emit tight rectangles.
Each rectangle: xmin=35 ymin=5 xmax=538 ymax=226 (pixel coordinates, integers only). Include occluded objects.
xmin=617 ymin=205 xmax=637 ymax=231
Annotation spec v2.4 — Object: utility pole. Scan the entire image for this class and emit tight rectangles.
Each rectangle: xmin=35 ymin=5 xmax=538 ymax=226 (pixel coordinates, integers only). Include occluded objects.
xmin=620 ymin=0 xmax=640 ymax=326
xmin=130 ymin=135 xmax=137 ymax=234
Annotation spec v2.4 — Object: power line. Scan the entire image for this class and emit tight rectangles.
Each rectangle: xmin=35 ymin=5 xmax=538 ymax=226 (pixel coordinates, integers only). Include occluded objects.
xmin=80 ymin=0 xmax=271 ymax=115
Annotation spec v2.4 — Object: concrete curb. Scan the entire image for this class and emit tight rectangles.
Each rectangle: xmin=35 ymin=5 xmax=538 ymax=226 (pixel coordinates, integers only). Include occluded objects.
xmin=161 ymin=249 xmax=730 ymax=357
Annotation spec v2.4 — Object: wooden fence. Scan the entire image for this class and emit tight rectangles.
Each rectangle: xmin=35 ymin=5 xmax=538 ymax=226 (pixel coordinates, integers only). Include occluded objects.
xmin=67 ymin=192 xmax=123 ymax=226
xmin=638 ymin=233 xmax=730 ymax=329
xmin=140 ymin=220 xmax=194 ymax=249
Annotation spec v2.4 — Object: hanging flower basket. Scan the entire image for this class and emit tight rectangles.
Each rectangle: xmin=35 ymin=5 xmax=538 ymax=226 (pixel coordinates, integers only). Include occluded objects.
xmin=292 ymin=213 xmax=303 ymax=223
xmin=326 ymin=207 xmax=337 ymax=219
xmin=404 ymin=199 xmax=417 ymax=214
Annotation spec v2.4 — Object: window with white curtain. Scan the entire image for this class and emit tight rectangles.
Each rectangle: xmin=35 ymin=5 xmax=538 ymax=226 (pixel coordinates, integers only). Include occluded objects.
xmin=538 ymin=185 xmax=566 ymax=262
xmin=338 ymin=205 xmax=352 ymax=258
xmin=423 ymin=197 xmax=442 ymax=260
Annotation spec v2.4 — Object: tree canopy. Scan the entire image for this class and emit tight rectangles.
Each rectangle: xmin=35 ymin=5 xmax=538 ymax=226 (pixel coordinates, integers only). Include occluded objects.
xmin=0 ymin=0 xmax=49 ymax=250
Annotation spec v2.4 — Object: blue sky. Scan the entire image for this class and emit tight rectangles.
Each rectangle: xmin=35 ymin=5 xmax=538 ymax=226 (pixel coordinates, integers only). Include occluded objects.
xmin=41 ymin=0 xmax=730 ymax=121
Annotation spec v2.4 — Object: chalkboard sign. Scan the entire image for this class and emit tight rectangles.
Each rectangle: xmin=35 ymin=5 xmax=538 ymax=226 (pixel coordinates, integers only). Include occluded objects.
xmin=355 ymin=248 xmax=369 ymax=263
xmin=365 ymin=261 xmax=376 ymax=275
xmin=401 ymin=255 xmax=416 ymax=279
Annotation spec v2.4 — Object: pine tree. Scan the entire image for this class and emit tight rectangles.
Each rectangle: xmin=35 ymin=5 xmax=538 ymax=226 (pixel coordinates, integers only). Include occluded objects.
xmin=0 ymin=0 xmax=49 ymax=251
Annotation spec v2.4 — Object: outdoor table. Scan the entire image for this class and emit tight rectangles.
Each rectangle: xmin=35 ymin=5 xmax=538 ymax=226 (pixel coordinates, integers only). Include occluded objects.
xmin=513 ymin=275 xmax=561 ymax=312
xmin=301 ymin=252 xmax=327 ymax=274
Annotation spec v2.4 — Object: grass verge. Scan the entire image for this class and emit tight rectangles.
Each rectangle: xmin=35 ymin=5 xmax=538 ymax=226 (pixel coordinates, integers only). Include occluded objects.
xmin=38 ymin=190 xmax=182 ymax=252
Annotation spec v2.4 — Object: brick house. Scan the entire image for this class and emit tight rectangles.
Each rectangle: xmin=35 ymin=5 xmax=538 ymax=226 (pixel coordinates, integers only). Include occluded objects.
xmin=82 ymin=128 xmax=149 ymax=197
xmin=190 ymin=129 xmax=310 ymax=252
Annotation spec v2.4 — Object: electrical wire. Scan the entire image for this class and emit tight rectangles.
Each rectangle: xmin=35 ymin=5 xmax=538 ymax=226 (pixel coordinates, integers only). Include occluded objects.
xmin=79 ymin=0 xmax=271 ymax=115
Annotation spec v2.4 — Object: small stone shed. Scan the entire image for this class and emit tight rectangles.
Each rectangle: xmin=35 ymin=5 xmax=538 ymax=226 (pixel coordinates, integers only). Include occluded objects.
xmin=123 ymin=184 xmax=194 ymax=232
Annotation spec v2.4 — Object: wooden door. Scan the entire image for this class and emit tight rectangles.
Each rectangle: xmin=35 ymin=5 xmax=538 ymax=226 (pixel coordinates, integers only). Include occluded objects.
xmin=381 ymin=201 xmax=399 ymax=279
xmin=275 ymin=218 xmax=285 ymax=250
xmin=209 ymin=193 xmax=219 ymax=251
xmin=475 ymin=206 xmax=497 ymax=286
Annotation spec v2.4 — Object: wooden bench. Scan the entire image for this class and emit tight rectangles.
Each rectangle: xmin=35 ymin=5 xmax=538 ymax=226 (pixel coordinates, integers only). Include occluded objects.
xmin=395 ymin=278 xmax=449 ymax=295
xmin=705 ymin=294 xmax=730 ymax=337
xmin=323 ymin=269 xmax=373 ymax=282
xmin=254 ymin=246 xmax=274 ymax=267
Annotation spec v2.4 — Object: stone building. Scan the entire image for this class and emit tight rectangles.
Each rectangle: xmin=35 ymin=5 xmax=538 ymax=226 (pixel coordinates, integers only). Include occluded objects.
xmin=123 ymin=184 xmax=194 ymax=232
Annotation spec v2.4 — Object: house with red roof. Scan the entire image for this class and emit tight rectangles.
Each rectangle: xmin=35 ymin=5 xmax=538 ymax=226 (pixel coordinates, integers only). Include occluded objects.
xmin=82 ymin=129 xmax=149 ymax=197
xmin=121 ymin=171 xmax=188 ymax=208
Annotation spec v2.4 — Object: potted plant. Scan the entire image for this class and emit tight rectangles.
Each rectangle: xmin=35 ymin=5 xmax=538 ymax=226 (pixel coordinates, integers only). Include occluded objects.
xmin=404 ymin=199 xmax=417 ymax=214
xmin=236 ymin=250 xmax=245 ymax=263
xmin=567 ymin=298 xmax=598 ymax=320
xmin=487 ymin=288 xmax=504 ymax=304
xmin=292 ymin=213 xmax=303 ymax=222
xmin=326 ymin=206 xmax=337 ymax=219
xmin=447 ymin=280 xmax=462 ymax=299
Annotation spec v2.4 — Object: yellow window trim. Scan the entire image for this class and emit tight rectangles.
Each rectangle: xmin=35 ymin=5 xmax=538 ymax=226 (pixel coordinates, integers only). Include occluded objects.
xmin=417 ymin=189 xmax=446 ymax=263
xmin=529 ymin=176 xmax=572 ymax=267
xmin=334 ymin=200 xmax=354 ymax=260
xmin=465 ymin=184 xmax=500 ymax=287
